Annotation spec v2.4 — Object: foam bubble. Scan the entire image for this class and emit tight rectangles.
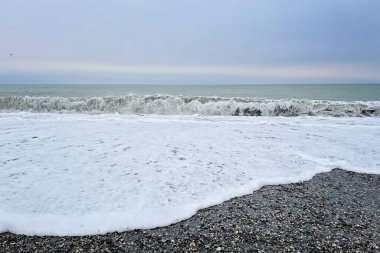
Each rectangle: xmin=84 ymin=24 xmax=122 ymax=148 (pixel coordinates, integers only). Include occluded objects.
xmin=0 ymin=113 xmax=379 ymax=235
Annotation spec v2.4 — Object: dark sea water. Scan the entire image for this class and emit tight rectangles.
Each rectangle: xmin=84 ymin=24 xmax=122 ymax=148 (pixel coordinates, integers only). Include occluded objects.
xmin=1 ymin=83 xmax=380 ymax=101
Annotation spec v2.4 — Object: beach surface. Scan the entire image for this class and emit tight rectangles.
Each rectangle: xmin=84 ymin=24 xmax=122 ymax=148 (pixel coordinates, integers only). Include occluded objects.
xmin=1 ymin=169 xmax=379 ymax=252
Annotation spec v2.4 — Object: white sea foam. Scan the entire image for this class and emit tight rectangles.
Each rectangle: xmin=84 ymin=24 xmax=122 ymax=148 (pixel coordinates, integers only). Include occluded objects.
xmin=0 ymin=112 xmax=379 ymax=235
xmin=1 ymin=95 xmax=379 ymax=116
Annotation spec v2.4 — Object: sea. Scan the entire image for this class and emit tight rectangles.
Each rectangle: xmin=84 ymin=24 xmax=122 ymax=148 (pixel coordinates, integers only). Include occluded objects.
xmin=1 ymin=84 xmax=380 ymax=116
xmin=1 ymin=84 xmax=380 ymax=235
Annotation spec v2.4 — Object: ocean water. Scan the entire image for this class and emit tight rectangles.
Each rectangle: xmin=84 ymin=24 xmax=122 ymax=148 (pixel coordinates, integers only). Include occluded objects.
xmin=0 ymin=84 xmax=380 ymax=235
xmin=1 ymin=84 xmax=380 ymax=100
xmin=1 ymin=84 xmax=380 ymax=116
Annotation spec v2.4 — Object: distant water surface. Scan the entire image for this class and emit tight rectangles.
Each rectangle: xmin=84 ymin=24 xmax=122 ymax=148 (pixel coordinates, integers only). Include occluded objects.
xmin=1 ymin=84 xmax=380 ymax=101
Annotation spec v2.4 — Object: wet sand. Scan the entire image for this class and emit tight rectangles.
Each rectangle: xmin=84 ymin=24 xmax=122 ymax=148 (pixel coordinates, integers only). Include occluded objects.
xmin=1 ymin=169 xmax=379 ymax=252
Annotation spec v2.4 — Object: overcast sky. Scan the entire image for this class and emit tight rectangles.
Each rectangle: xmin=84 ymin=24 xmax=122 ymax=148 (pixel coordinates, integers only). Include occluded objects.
xmin=1 ymin=0 xmax=379 ymax=84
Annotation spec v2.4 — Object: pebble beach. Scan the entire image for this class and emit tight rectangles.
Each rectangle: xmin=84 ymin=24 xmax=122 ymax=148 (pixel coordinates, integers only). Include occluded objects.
xmin=1 ymin=169 xmax=379 ymax=252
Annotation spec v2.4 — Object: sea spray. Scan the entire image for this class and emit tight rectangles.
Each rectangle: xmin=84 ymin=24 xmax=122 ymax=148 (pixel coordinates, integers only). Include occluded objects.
xmin=0 ymin=95 xmax=379 ymax=117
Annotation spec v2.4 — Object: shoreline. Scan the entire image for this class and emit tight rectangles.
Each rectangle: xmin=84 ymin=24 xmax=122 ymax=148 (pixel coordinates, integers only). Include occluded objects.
xmin=1 ymin=169 xmax=379 ymax=252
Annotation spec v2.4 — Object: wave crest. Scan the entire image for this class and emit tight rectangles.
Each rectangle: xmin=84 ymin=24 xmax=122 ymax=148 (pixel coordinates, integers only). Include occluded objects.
xmin=0 ymin=95 xmax=379 ymax=117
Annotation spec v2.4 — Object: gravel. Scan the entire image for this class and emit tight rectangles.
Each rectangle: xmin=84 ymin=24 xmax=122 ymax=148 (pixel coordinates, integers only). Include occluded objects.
xmin=1 ymin=168 xmax=379 ymax=252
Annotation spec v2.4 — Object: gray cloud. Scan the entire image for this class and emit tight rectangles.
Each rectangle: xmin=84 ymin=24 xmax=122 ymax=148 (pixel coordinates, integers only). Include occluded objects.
xmin=1 ymin=0 xmax=379 ymax=83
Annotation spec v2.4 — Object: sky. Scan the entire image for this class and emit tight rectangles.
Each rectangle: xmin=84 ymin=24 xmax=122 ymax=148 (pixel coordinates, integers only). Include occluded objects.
xmin=0 ymin=0 xmax=380 ymax=84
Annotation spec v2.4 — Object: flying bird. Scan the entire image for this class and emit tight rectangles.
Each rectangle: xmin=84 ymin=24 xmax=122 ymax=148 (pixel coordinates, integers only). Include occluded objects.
xmin=10 ymin=53 xmax=13 ymax=56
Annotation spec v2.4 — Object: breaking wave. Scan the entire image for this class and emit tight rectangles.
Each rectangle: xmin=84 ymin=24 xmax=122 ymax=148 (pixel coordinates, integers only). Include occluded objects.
xmin=0 ymin=95 xmax=379 ymax=117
